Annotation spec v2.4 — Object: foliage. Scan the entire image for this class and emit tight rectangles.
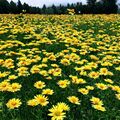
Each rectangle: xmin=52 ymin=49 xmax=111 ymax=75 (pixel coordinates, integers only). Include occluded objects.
xmin=0 ymin=0 xmax=119 ymax=14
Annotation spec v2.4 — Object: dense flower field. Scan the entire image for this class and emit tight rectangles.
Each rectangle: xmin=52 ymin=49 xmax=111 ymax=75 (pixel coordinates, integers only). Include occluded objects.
xmin=0 ymin=14 xmax=120 ymax=120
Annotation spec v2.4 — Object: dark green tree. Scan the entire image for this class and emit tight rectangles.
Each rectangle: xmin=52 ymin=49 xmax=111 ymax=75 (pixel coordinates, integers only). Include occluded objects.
xmin=59 ymin=4 xmax=66 ymax=14
xmin=70 ymin=3 xmax=75 ymax=9
xmin=87 ymin=0 xmax=97 ymax=6
xmin=0 ymin=0 xmax=119 ymax=14
xmin=75 ymin=2 xmax=82 ymax=14
xmin=46 ymin=7 xmax=54 ymax=14
xmin=102 ymin=0 xmax=118 ymax=13
xmin=10 ymin=0 xmax=17 ymax=14
xmin=52 ymin=4 xmax=58 ymax=14
xmin=87 ymin=0 xmax=97 ymax=13
xmin=0 ymin=0 xmax=10 ymax=13
xmin=23 ymin=3 xmax=30 ymax=13
xmin=67 ymin=3 xmax=70 ymax=8
xmin=29 ymin=7 xmax=41 ymax=14
xmin=42 ymin=4 xmax=47 ymax=14
xmin=17 ymin=0 xmax=23 ymax=13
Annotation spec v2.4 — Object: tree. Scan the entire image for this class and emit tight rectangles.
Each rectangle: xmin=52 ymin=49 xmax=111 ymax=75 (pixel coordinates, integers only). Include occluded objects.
xmin=52 ymin=4 xmax=57 ymax=14
xmin=17 ymin=0 xmax=23 ymax=13
xmin=29 ymin=7 xmax=41 ymax=14
xmin=75 ymin=2 xmax=82 ymax=14
xmin=23 ymin=3 xmax=30 ymax=13
xmin=46 ymin=7 xmax=54 ymax=14
xmin=87 ymin=0 xmax=97 ymax=6
xmin=87 ymin=0 xmax=97 ymax=13
xmin=101 ymin=0 xmax=118 ymax=13
xmin=70 ymin=3 xmax=75 ymax=9
xmin=0 ymin=0 xmax=10 ymax=13
xmin=10 ymin=0 xmax=17 ymax=14
xmin=67 ymin=3 xmax=70 ymax=9
xmin=59 ymin=4 xmax=66 ymax=14
xmin=0 ymin=0 xmax=119 ymax=14
xmin=42 ymin=4 xmax=46 ymax=14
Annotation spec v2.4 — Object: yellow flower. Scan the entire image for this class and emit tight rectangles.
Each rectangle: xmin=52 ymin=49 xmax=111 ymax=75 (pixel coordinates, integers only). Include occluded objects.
xmin=115 ymin=94 xmax=120 ymax=100
xmin=88 ymin=62 xmax=98 ymax=69
xmin=67 ymin=96 xmax=80 ymax=105
xmin=60 ymin=59 xmax=70 ymax=66
xmin=46 ymin=76 xmax=52 ymax=80
xmin=39 ymin=70 xmax=48 ymax=76
xmin=42 ymin=57 xmax=48 ymax=63
xmin=30 ymin=66 xmax=40 ymax=74
xmin=6 ymin=98 xmax=22 ymax=109
xmin=17 ymin=67 xmax=29 ymax=76
xmin=104 ymin=79 xmax=114 ymax=84
xmin=34 ymin=94 xmax=49 ymax=106
xmin=39 ymin=64 xmax=48 ymax=68
xmin=86 ymin=86 xmax=94 ymax=90
xmin=48 ymin=68 xmax=62 ymax=77
xmin=0 ymin=81 xmax=10 ymax=91
xmin=0 ymin=72 xmax=10 ymax=78
xmin=57 ymin=102 xmax=70 ymax=111
xmin=8 ymin=75 xmax=18 ymax=80
xmin=115 ymin=66 xmax=120 ymax=71
xmin=27 ymin=99 xmax=38 ymax=106
xmin=3 ymin=59 xmax=14 ymax=69
xmin=42 ymin=89 xmax=54 ymax=95
xmin=107 ymin=71 xmax=113 ymax=76
xmin=34 ymin=81 xmax=46 ymax=89
xmin=71 ymin=76 xmax=86 ymax=84
xmin=48 ymin=55 xmax=56 ymax=61
xmin=96 ymin=83 xmax=108 ymax=90
xmin=51 ymin=64 xmax=59 ymax=68
xmin=48 ymin=106 xmax=66 ymax=120
xmin=92 ymin=105 xmax=106 ymax=112
xmin=79 ymin=70 xmax=87 ymax=76
xmin=88 ymin=71 xmax=99 ymax=79
xmin=99 ymin=68 xmax=109 ymax=76
xmin=8 ymin=83 xmax=22 ymax=92
xmin=111 ymin=85 xmax=120 ymax=93
xmin=90 ymin=97 xmax=103 ymax=106
xmin=57 ymin=80 xmax=70 ymax=88
xmin=53 ymin=68 xmax=62 ymax=77
xmin=78 ymin=88 xmax=89 ymax=95
xmin=90 ymin=55 xmax=99 ymax=61
xmin=101 ymin=62 xmax=113 ymax=66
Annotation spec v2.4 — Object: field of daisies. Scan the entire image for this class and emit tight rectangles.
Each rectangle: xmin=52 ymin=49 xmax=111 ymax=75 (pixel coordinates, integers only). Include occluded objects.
xmin=0 ymin=14 xmax=120 ymax=120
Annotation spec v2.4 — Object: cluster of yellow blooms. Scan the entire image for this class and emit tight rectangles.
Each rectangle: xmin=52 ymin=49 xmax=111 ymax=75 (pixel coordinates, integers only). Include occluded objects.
xmin=0 ymin=14 xmax=120 ymax=119
xmin=0 ymin=81 xmax=21 ymax=92
xmin=67 ymin=9 xmax=75 ymax=15
xmin=48 ymin=102 xmax=70 ymax=120
xmin=90 ymin=97 xmax=106 ymax=112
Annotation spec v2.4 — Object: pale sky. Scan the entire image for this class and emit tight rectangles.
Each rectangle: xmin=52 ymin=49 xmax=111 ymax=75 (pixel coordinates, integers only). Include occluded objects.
xmin=8 ymin=0 xmax=86 ymax=7
xmin=8 ymin=0 xmax=120 ymax=8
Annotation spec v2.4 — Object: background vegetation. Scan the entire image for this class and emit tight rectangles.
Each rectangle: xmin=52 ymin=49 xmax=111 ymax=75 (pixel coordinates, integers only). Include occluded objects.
xmin=0 ymin=0 xmax=119 ymax=14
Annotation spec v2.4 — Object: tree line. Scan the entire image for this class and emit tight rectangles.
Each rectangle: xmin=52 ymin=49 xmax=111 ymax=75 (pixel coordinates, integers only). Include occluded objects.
xmin=0 ymin=0 xmax=119 ymax=14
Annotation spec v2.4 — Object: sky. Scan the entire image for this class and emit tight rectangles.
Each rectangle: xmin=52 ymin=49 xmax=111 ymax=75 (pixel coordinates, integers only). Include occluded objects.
xmin=7 ymin=0 xmax=120 ymax=8
xmin=7 ymin=0 xmax=86 ymax=7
